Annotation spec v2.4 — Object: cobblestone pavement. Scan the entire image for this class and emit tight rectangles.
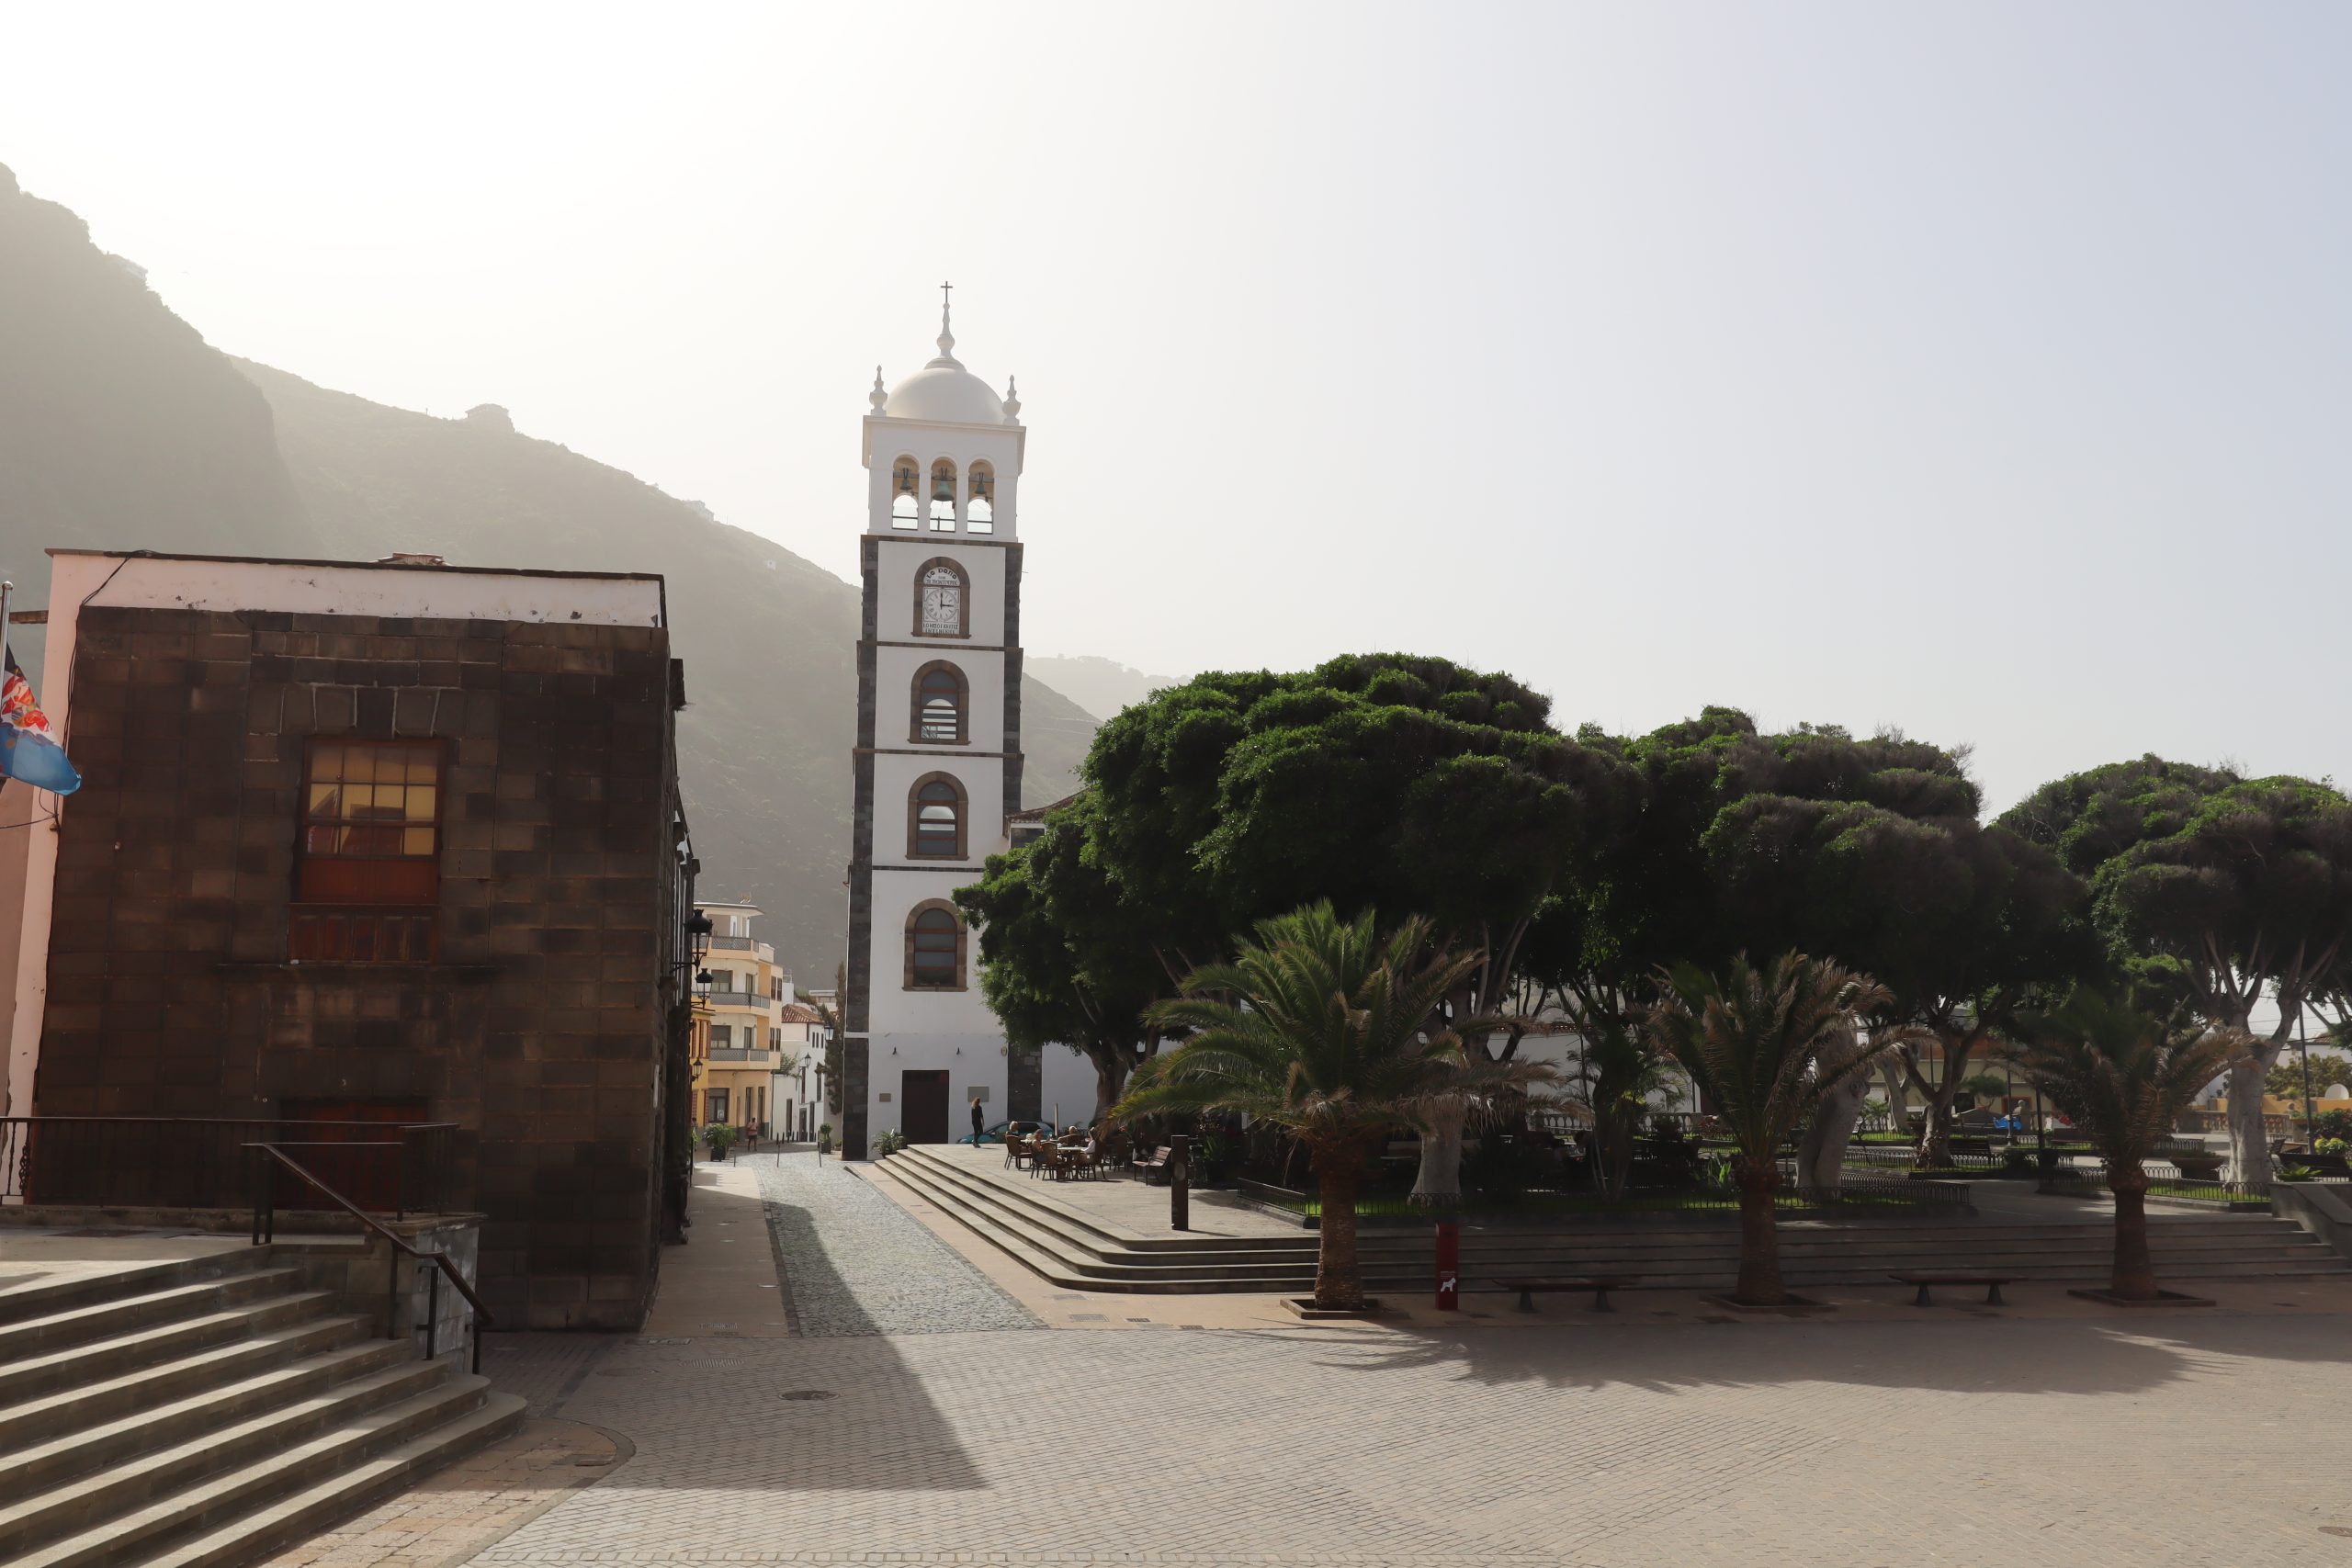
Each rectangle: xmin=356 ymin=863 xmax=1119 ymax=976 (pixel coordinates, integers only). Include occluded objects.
xmin=753 ymin=1155 xmax=1039 ymax=1336
xmin=470 ymin=1311 xmax=2352 ymax=1567
xmin=254 ymin=1419 xmax=625 ymax=1567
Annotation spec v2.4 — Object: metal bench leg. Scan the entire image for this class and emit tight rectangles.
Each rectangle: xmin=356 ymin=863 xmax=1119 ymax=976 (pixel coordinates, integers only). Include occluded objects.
xmin=1590 ymin=1287 xmax=1613 ymax=1313
xmin=1517 ymin=1289 xmax=1536 ymax=1313
xmin=1914 ymin=1281 xmax=1933 ymax=1307
xmin=1984 ymin=1282 xmax=2004 ymax=1306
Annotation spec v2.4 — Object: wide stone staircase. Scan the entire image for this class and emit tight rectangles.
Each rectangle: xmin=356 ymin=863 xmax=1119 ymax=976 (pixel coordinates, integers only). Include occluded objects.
xmin=0 ymin=1243 xmax=523 ymax=1567
xmin=883 ymin=1144 xmax=2352 ymax=1295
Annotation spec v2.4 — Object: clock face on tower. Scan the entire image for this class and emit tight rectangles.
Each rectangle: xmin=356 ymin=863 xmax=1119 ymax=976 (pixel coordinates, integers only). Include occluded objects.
xmin=919 ymin=565 xmax=964 ymax=636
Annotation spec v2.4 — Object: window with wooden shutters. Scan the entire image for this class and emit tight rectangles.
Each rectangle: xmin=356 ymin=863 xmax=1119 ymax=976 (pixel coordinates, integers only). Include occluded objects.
xmin=289 ymin=739 xmax=443 ymax=962
xmin=907 ymin=904 xmax=963 ymax=989
xmin=912 ymin=662 xmax=967 ymax=743
xmin=909 ymin=775 xmax=965 ymax=859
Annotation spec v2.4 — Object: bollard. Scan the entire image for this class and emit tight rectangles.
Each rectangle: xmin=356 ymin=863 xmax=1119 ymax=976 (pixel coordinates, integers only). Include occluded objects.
xmin=1170 ymin=1134 xmax=1190 ymax=1232
xmin=1435 ymin=1220 xmax=1460 ymax=1311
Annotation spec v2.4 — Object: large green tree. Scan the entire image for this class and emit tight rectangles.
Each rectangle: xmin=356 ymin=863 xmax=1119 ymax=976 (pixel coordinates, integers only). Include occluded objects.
xmin=1532 ymin=710 xmax=2086 ymax=1178
xmin=1704 ymin=790 xmax=2092 ymax=1168
xmin=1083 ymin=656 xmax=1630 ymax=1032
xmin=1076 ymin=655 xmax=1634 ymax=1184
xmin=2000 ymin=761 xmax=2352 ymax=1186
xmin=955 ymin=795 xmax=1170 ymax=1118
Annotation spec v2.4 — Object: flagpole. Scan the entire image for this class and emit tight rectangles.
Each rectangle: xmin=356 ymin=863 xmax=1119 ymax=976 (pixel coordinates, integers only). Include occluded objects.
xmin=0 ymin=581 xmax=11 ymax=655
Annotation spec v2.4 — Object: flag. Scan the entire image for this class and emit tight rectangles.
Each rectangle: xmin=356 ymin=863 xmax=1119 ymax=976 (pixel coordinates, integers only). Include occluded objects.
xmin=1 ymin=644 xmax=79 ymax=795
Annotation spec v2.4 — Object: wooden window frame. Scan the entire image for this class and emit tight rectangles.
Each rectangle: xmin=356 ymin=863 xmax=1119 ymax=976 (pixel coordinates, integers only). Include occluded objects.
xmin=906 ymin=771 xmax=967 ymax=861
xmin=910 ymin=660 xmax=969 ymax=745
xmin=911 ymin=558 xmax=970 ymax=639
xmin=903 ymin=898 xmax=967 ymax=991
xmin=288 ymin=737 xmax=446 ymax=964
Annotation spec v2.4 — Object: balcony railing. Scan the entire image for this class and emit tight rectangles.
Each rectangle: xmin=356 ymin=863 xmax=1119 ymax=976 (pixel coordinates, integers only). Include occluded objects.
xmin=708 ymin=1048 xmax=783 ymax=1065
xmin=707 ymin=934 xmax=755 ymax=951
xmin=703 ymin=989 xmax=771 ymax=1011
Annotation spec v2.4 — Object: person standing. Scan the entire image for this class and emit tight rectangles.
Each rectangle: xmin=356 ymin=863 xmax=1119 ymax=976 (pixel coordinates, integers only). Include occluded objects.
xmin=970 ymin=1096 xmax=986 ymax=1142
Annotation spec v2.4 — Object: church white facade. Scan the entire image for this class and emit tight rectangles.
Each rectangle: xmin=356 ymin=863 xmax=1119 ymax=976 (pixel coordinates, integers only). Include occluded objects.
xmin=841 ymin=301 xmax=1088 ymax=1157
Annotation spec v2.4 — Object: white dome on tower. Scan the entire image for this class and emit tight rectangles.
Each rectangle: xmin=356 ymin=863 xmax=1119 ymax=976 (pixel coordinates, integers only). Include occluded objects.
xmin=876 ymin=294 xmax=1018 ymax=426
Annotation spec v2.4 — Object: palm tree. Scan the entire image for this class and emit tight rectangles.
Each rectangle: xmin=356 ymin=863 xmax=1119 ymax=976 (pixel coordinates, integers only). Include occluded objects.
xmin=1645 ymin=952 xmax=1898 ymax=1306
xmin=1114 ymin=901 xmax=1483 ymax=1311
xmin=1576 ymin=1014 xmax=1683 ymax=1201
xmin=2012 ymin=990 xmax=2250 ymax=1301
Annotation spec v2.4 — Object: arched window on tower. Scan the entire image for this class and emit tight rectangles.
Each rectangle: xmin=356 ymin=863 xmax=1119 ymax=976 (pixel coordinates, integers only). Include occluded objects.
xmin=905 ymin=901 xmax=965 ymax=990
xmin=929 ymin=458 xmax=957 ymax=531
xmin=890 ymin=458 xmax=919 ymax=529
xmin=967 ymin=462 xmax=995 ymax=535
xmin=908 ymin=773 xmax=966 ymax=859
xmin=911 ymin=662 xmax=967 ymax=744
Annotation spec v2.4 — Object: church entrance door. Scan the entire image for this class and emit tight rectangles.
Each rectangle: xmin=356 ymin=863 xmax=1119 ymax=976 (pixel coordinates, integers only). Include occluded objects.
xmin=900 ymin=1070 xmax=952 ymax=1144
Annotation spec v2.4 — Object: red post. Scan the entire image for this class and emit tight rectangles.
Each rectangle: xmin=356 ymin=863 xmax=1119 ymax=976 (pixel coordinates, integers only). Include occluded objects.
xmin=1435 ymin=1220 xmax=1459 ymax=1311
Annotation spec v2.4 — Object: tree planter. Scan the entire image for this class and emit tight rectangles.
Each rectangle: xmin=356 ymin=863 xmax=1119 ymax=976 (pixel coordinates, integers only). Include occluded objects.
xmin=1699 ymin=1293 xmax=1833 ymax=1314
xmin=2066 ymin=1288 xmax=2216 ymax=1308
xmin=1282 ymin=1297 xmax=1395 ymax=1319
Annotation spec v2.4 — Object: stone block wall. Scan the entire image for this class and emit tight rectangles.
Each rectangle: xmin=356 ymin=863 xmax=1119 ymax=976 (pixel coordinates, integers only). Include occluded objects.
xmin=35 ymin=604 xmax=682 ymax=1328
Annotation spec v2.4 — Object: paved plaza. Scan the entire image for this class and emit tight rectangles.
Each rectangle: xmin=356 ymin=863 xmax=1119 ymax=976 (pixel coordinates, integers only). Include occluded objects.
xmin=274 ymin=1155 xmax=2352 ymax=1567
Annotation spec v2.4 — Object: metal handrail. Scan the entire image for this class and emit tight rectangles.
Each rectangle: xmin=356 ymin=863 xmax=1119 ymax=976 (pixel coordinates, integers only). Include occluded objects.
xmin=246 ymin=1142 xmax=492 ymax=1374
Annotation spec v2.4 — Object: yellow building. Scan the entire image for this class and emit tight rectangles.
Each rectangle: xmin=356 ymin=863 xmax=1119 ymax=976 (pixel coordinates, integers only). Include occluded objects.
xmin=692 ymin=901 xmax=786 ymax=1137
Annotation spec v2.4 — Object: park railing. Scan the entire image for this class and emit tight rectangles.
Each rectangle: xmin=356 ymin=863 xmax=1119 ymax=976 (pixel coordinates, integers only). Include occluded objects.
xmin=1 ymin=1117 xmax=458 ymax=1217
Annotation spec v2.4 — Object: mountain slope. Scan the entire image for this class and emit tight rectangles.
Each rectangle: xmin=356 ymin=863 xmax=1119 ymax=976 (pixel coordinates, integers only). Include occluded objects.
xmin=0 ymin=163 xmax=315 ymax=681
xmin=0 ymin=164 xmax=1093 ymax=978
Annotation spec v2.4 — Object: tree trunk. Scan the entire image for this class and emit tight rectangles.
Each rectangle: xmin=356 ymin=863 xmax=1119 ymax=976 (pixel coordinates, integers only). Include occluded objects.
xmin=1408 ymin=1099 xmax=1467 ymax=1208
xmin=1797 ymin=1072 xmax=1869 ymax=1196
xmin=1732 ymin=1157 xmax=1786 ymax=1305
xmin=1310 ymin=1145 xmax=1367 ymax=1312
xmin=1091 ymin=1052 xmax=1129 ymax=1123
xmin=1909 ymin=1047 xmax=1970 ymax=1169
xmin=2107 ymin=1165 xmax=2158 ymax=1300
xmin=2224 ymin=1055 xmax=2275 ymax=1189
xmin=1593 ymin=1107 xmax=1635 ymax=1201
xmin=1878 ymin=1060 xmax=1907 ymax=1128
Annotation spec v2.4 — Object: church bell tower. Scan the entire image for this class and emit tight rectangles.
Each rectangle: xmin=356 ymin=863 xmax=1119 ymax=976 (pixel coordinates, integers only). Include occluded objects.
xmin=841 ymin=292 xmax=1028 ymax=1159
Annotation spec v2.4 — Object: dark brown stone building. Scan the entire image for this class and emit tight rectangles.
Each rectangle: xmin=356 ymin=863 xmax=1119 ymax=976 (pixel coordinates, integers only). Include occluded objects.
xmin=5 ymin=550 xmax=696 ymax=1329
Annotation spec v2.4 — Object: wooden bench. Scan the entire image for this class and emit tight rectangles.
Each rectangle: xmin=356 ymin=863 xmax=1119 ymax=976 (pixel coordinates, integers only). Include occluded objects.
xmin=1889 ymin=1270 xmax=2018 ymax=1307
xmin=1493 ymin=1276 xmax=1639 ymax=1314
xmin=1132 ymin=1145 xmax=1174 ymax=1184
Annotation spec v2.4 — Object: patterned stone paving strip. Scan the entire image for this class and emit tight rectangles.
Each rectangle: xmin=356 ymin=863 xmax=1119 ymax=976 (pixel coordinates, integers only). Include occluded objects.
xmin=754 ymin=1156 xmax=1039 ymax=1337
xmin=468 ymin=1312 xmax=2352 ymax=1567
xmin=252 ymin=1418 xmax=628 ymax=1568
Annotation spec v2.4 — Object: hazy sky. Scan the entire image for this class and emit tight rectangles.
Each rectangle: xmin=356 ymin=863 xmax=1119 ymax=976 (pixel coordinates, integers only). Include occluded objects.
xmin=5 ymin=3 xmax=2346 ymax=810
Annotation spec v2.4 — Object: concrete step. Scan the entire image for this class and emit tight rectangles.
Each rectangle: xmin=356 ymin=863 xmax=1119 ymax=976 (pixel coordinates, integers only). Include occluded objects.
xmin=133 ymin=1392 xmax=527 ymax=1568
xmin=0 ymin=1251 xmax=284 ymax=1329
xmin=0 ymin=1315 xmax=373 ymax=1455
xmin=0 ymin=1292 xmax=338 ymax=1406
xmin=0 ymin=1336 xmax=413 ymax=1494
xmin=886 ymin=1149 xmax=2347 ymax=1293
xmin=10 ymin=1375 xmax=504 ymax=1568
xmin=0 ymin=1269 xmax=311 ymax=1363
xmin=0 ymin=1360 xmax=449 ymax=1557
